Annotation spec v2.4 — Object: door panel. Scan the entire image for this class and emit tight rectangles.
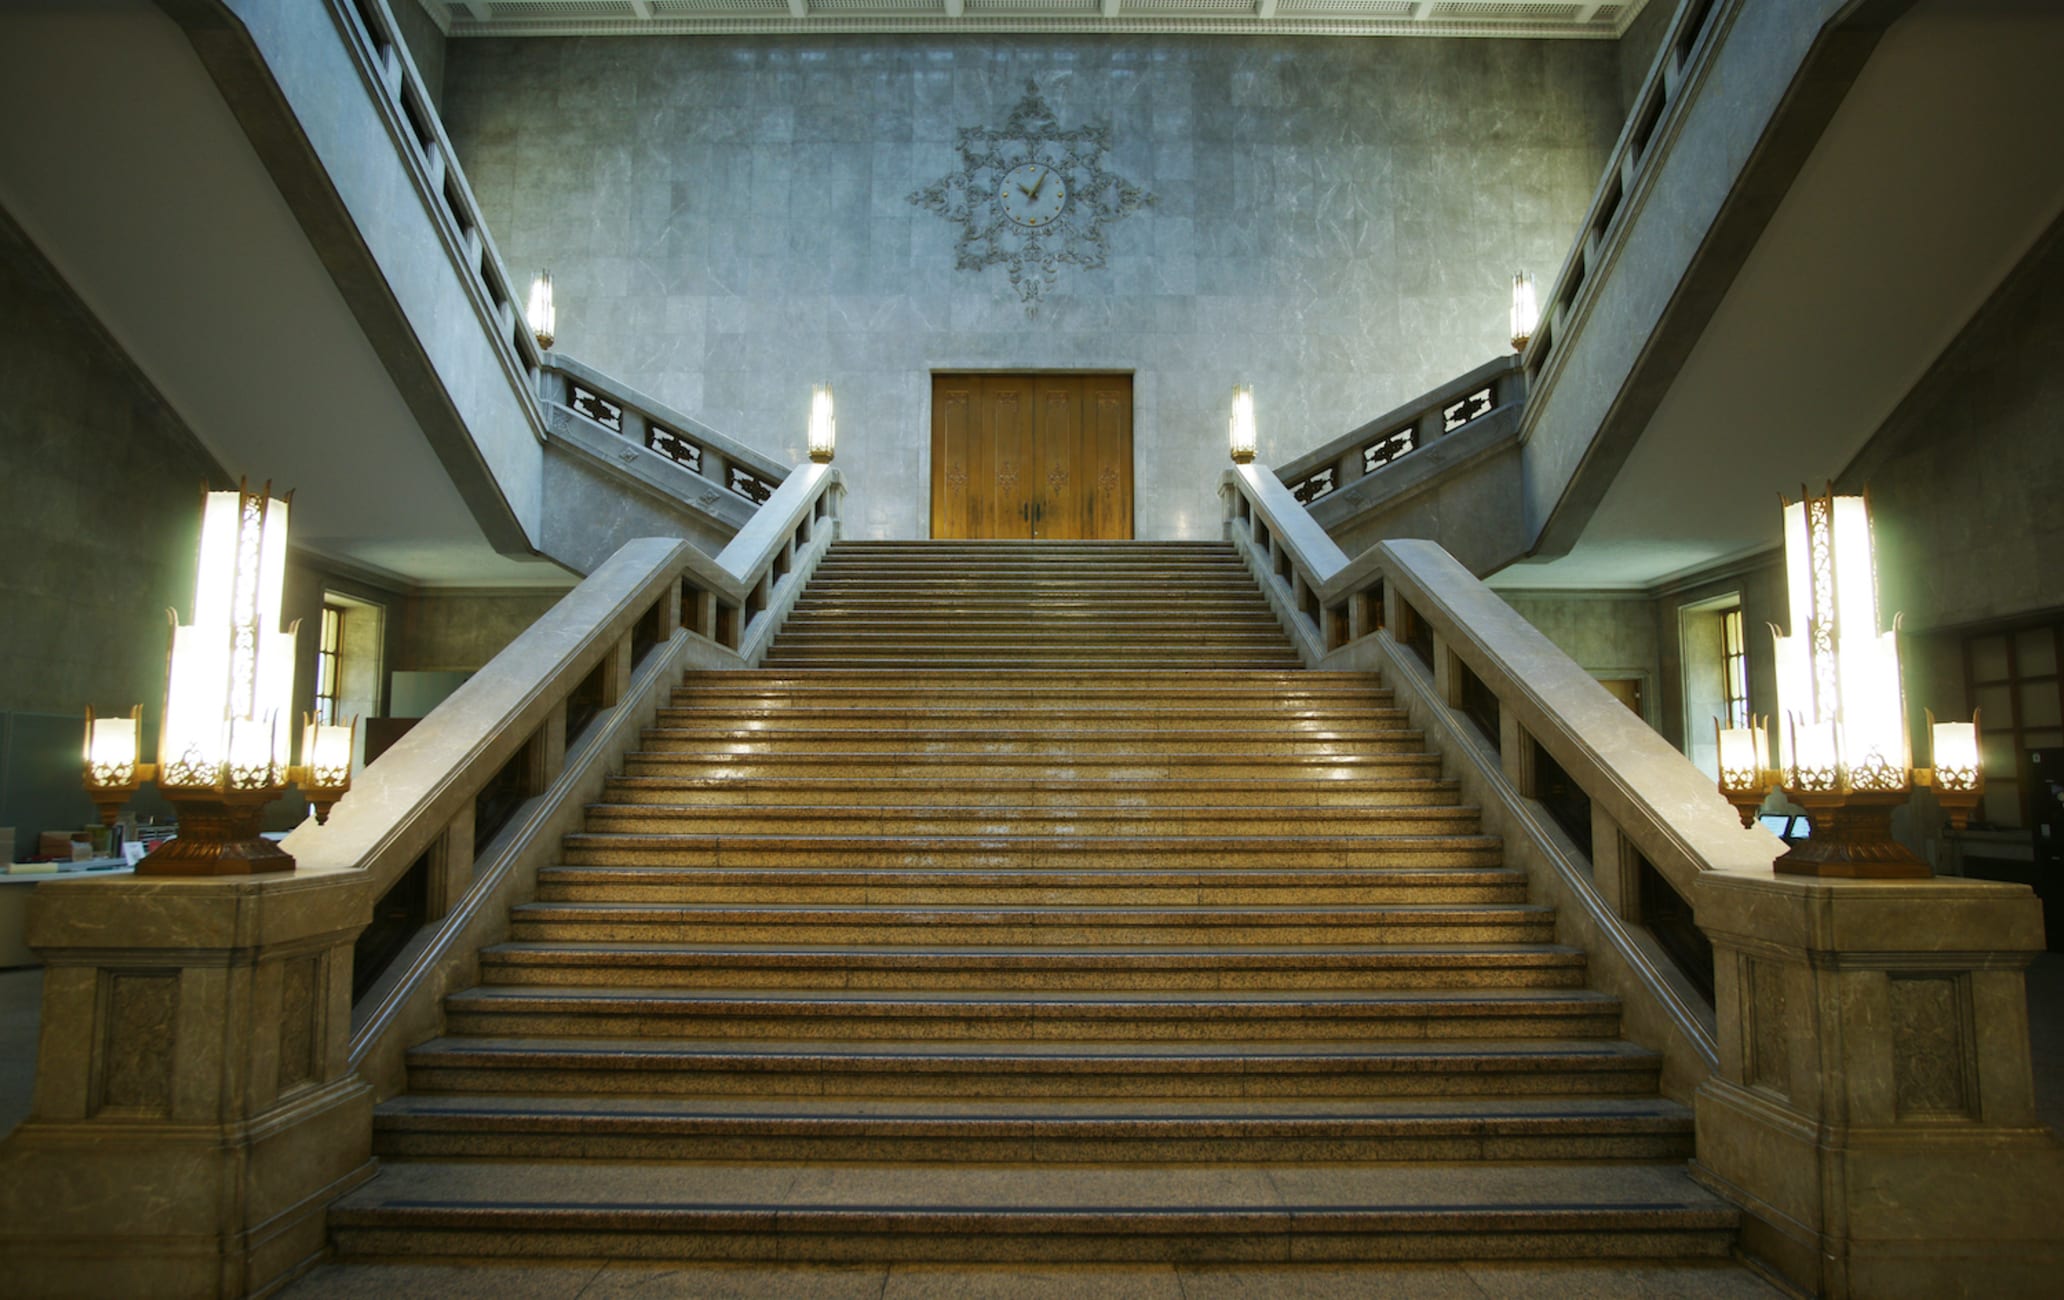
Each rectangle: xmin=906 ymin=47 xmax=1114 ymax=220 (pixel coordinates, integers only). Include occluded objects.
xmin=932 ymin=373 xmax=1132 ymax=539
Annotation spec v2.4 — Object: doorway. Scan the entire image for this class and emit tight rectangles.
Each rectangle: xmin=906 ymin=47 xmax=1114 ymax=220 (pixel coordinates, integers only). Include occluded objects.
xmin=930 ymin=373 xmax=1133 ymax=539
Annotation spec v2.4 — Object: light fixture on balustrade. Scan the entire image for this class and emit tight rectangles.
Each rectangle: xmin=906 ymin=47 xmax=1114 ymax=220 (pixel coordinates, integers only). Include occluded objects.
xmin=808 ymin=383 xmax=837 ymax=464
xmin=1229 ymin=385 xmax=1257 ymax=464
xmin=527 ymin=271 xmax=556 ymax=350
xmin=1713 ymin=485 xmax=1980 ymax=878
xmin=82 ymin=481 xmax=355 ymax=876
xmin=1510 ymin=271 xmax=1539 ymax=353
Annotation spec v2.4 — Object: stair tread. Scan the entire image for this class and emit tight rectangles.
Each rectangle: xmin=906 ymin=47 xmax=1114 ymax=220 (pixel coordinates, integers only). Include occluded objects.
xmin=448 ymin=985 xmax=1619 ymax=1008
xmin=331 ymin=1159 xmax=1734 ymax=1224
xmin=375 ymin=1093 xmax=1692 ymax=1127
xmin=408 ymin=1035 xmax=1657 ymax=1064
xmin=482 ymin=941 xmax=1585 ymax=960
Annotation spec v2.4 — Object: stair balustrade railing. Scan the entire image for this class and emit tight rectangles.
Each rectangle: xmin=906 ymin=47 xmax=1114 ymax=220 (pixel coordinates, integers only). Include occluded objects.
xmin=287 ymin=462 xmax=842 ymax=1095
xmin=332 ymin=0 xmax=783 ymax=526
xmin=1223 ymin=461 xmax=2060 ymax=1296
xmin=1267 ymin=0 xmax=1730 ymax=562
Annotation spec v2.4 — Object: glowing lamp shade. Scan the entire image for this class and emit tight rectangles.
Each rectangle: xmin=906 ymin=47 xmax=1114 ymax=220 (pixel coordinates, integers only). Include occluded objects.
xmin=1772 ymin=487 xmax=1908 ymax=795
xmin=1715 ymin=717 xmax=1768 ymax=796
xmin=808 ymin=383 xmax=836 ymax=464
xmin=84 ymin=706 xmax=141 ymax=790
xmin=1510 ymin=271 xmax=1539 ymax=352
xmin=1928 ymin=711 xmax=1981 ymax=792
xmin=526 ymin=271 xmax=556 ymax=350
xmin=299 ymin=714 xmax=357 ymax=823
xmin=1229 ymin=385 xmax=1257 ymax=464
xmin=159 ymin=485 xmax=297 ymax=793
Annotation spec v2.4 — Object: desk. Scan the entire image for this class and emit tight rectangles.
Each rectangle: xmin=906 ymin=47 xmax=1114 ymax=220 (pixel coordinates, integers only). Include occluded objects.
xmin=0 ymin=861 xmax=134 ymax=967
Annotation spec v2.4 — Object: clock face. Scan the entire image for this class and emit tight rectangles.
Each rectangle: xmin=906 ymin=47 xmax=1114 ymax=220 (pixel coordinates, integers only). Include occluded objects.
xmin=1000 ymin=163 xmax=1067 ymax=229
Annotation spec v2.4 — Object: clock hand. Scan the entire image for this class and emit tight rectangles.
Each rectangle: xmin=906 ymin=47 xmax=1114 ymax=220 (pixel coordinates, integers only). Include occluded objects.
xmin=1028 ymin=171 xmax=1047 ymax=199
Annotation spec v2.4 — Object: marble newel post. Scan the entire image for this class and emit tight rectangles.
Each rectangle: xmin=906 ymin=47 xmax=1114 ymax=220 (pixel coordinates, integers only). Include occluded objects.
xmin=0 ymin=867 xmax=375 ymax=1298
xmin=1692 ymin=872 xmax=2064 ymax=1298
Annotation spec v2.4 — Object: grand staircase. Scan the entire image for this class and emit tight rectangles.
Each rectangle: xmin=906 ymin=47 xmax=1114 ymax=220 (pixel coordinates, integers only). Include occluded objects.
xmin=329 ymin=540 xmax=1739 ymax=1266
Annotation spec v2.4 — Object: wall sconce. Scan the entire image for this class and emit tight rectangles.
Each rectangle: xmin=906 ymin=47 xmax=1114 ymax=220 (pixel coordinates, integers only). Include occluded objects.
xmin=1510 ymin=271 xmax=1538 ymax=352
xmin=526 ymin=271 xmax=556 ymax=350
xmin=808 ymin=383 xmax=836 ymax=464
xmin=1229 ymin=384 xmax=1257 ymax=464
xmin=1714 ymin=485 xmax=1979 ymax=877
xmin=82 ymin=481 xmax=355 ymax=875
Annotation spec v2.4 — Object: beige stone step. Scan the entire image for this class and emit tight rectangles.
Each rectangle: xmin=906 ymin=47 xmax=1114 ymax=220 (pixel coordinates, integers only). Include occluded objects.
xmin=576 ymin=802 xmax=1474 ymax=836
xmin=475 ymin=942 xmax=1590 ymax=991
xmin=650 ymin=704 xmax=1411 ymax=731
xmin=535 ymin=864 xmax=1524 ymax=907
xmin=507 ymin=901 xmax=1556 ymax=946
xmin=630 ymin=727 xmax=1424 ymax=757
xmin=370 ymin=1093 xmax=1695 ymax=1164
xmin=756 ymin=655 xmax=1308 ymax=671
xmin=617 ymin=752 xmax=1447 ymax=781
xmin=440 ymin=985 xmax=1624 ymax=1043
xmin=600 ymin=775 xmax=1465 ymax=809
xmin=556 ymin=831 xmax=1503 ymax=870
xmin=399 ymin=1035 xmax=1667 ymax=1100
xmin=329 ymin=1159 xmax=1735 ymax=1264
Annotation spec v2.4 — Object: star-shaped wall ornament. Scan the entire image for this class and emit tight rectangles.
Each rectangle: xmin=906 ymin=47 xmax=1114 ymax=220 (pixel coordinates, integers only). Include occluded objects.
xmin=910 ymin=80 xmax=1154 ymax=316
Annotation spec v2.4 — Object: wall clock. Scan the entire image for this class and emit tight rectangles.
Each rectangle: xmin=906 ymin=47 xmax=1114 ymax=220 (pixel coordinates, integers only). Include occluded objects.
xmin=910 ymin=81 xmax=1154 ymax=314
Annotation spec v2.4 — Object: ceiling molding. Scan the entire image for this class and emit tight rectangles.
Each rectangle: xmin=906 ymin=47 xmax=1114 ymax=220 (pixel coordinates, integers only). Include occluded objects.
xmin=426 ymin=0 xmax=1649 ymax=40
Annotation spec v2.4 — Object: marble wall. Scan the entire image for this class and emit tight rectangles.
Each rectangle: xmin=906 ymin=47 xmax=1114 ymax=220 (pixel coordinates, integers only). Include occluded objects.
xmin=443 ymin=36 xmax=1622 ymax=539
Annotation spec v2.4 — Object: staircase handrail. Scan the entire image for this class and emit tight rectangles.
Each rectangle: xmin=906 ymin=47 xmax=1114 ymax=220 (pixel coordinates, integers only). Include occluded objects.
xmin=1222 ymin=461 xmax=1739 ymax=1094
xmin=1518 ymin=0 xmax=1723 ymax=406
xmin=1270 ymin=355 xmax=1526 ymax=510
xmin=540 ymin=353 xmax=791 ymax=506
xmin=330 ymin=0 xmax=783 ymax=519
xmin=1265 ymin=0 xmax=1727 ymax=538
xmin=283 ymin=463 xmax=841 ymax=1091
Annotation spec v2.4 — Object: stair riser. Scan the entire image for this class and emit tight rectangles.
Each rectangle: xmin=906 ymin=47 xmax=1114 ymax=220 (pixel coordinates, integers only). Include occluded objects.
xmin=370 ymin=1129 xmax=1693 ymax=1165
xmin=630 ymin=736 xmax=1426 ymax=757
xmin=476 ymin=962 xmax=1588 ymax=992
xmin=440 ymin=1010 xmax=1624 ymax=1042
xmin=507 ymin=920 xmax=1559 ymax=945
xmin=617 ymin=758 xmax=1447 ymax=780
xmin=555 ymin=846 xmax=1505 ymax=870
xmin=577 ymin=810 xmax=1475 ymax=835
xmin=534 ymin=884 xmax=1527 ymax=906
xmin=601 ymin=781 xmax=1463 ymax=809
xmin=400 ymin=1063 xmax=1663 ymax=1101
xmin=651 ymin=709 xmax=1410 ymax=730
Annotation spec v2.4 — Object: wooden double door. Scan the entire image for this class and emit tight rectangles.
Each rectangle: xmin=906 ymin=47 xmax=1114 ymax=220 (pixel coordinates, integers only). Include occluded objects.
xmin=930 ymin=373 xmax=1133 ymax=539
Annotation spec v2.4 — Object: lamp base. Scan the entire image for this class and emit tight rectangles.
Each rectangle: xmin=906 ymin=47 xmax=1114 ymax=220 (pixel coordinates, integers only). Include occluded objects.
xmin=1775 ymin=790 xmax=1930 ymax=879
xmin=138 ymin=789 xmax=295 ymax=877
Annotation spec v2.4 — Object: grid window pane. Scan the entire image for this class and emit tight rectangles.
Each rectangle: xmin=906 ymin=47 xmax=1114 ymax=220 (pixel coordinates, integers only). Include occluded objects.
xmin=2015 ymin=627 xmax=2057 ymax=677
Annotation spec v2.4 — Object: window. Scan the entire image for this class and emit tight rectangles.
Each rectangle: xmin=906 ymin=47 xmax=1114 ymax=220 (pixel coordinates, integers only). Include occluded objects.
xmin=1963 ymin=619 xmax=2063 ymax=828
xmin=315 ymin=604 xmax=344 ymax=725
xmin=1721 ymin=607 xmax=1750 ymax=729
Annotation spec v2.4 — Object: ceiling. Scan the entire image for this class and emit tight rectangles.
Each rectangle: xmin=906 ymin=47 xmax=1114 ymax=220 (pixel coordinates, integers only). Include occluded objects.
xmin=422 ymin=0 xmax=1650 ymax=40
xmin=1490 ymin=0 xmax=2064 ymax=592
xmin=0 ymin=0 xmax=570 ymax=589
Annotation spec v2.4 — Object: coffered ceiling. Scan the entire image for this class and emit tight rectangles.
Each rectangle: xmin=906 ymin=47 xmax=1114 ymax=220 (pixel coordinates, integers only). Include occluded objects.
xmin=420 ymin=0 xmax=1650 ymax=40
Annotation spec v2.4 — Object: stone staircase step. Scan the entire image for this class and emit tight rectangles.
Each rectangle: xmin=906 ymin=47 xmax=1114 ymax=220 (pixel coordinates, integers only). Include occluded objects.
xmin=618 ymin=753 xmax=1447 ymax=781
xmin=576 ymin=803 xmax=1474 ymax=836
xmin=534 ymin=864 xmax=1524 ymax=906
xmin=600 ymin=775 xmax=1465 ymax=809
xmin=652 ymin=705 xmax=1409 ymax=728
xmin=554 ymin=839 xmax=1504 ymax=874
xmin=399 ymin=1035 xmax=1669 ymax=1099
xmin=508 ymin=901 xmax=1557 ymax=945
xmin=329 ymin=1159 xmax=1735 ymax=1263
xmin=370 ymin=1093 xmax=1696 ymax=1164
xmin=629 ymin=728 xmax=1423 ymax=758
xmin=476 ymin=941 xmax=1590 ymax=991
xmin=439 ymin=985 xmax=1624 ymax=1042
